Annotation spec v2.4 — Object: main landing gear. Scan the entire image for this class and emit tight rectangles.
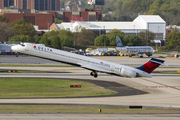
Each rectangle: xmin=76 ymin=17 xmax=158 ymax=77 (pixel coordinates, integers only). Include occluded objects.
xmin=16 ymin=52 xmax=19 ymax=57
xmin=129 ymin=55 xmax=132 ymax=57
xmin=90 ymin=71 xmax=98 ymax=78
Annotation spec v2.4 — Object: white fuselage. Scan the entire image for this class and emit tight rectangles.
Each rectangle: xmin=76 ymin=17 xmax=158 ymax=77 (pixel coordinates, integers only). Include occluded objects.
xmin=116 ymin=46 xmax=154 ymax=56
xmin=11 ymin=43 xmax=152 ymax=78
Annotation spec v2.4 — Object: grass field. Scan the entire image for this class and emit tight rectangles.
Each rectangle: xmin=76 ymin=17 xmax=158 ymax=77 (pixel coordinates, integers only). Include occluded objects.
xmin=0 ymin=78 xmax=117 ymax=98
xmin=161 ymin=71 xmax=180 ymax=74
xmin=0 ymin=105 xmax=179 ymax=114
xmin=0 ymin=78 xmax=179 ymax=114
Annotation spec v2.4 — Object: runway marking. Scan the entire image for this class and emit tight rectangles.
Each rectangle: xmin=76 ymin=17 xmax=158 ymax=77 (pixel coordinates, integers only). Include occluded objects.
xmin=140 ymin=78 xmax=180 ymax=91
xmin=109 ymin=86 xmax=180 ymax=88
xmin=146 ymin=86 xmax=180 ymax=88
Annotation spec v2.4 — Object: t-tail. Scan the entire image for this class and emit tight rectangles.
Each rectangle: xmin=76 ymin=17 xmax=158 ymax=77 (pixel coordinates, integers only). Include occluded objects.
xmin=137 ymin=58 xmax=165 ymax=73
xmin=116 ymin=36 xmax=124 ymax=47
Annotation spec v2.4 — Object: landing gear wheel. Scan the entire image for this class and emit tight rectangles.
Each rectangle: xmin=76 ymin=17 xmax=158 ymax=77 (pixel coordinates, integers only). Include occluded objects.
xmin=16 ymin=53 xmax=19 ymax=57
xmin=140 ymin=56 xmax=143 ymax=58
xmin=90 ymin=72 xmax=93 ymax=76
xmin=90 ymin=71 xmax=98 ymax=78
xmin=94 ymin=73 xmax=98 ymax=78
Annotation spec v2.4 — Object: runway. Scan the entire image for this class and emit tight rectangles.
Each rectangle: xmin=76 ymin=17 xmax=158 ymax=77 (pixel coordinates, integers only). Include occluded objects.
xmin=0 ymin=114 xmax=179 ymax=120
xmin=0 ymin=55 xmax=180 ymax=108
xmin=0 ymin=55 xmax=180 ymax=119
xmin=0 ymin=72 xmax=180 ymax=108
xmin=1 ymin=55 xmax=180 ymax=66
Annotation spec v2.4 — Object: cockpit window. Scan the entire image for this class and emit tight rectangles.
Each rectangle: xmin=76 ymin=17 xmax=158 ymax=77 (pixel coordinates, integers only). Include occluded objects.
xmin=20 ymin=43 xmax=25 ymax=47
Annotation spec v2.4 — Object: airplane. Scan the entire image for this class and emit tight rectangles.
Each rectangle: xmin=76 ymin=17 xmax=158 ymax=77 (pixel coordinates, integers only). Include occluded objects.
xmin=11 ymin=43 xmax=165 ymax=78
xmin=116 ymin=36 xmax=155 ymax=57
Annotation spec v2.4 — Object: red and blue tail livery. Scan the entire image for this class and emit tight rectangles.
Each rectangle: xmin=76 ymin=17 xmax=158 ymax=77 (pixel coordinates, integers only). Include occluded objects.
xmin=137 ymin=58 xmax=165 ymax=73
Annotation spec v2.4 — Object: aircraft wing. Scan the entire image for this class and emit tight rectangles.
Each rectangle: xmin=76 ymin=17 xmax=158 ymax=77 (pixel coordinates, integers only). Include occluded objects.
xmin=80 ymin=64 xmax=113 ymax=74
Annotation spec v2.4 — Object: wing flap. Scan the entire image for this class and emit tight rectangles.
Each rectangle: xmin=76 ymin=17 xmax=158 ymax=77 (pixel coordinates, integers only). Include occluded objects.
xmin=81 ymin=64 xmax=113 ymax=74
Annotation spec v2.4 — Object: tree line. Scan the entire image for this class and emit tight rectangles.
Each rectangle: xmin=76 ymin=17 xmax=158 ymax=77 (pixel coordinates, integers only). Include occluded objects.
xmin=1 ymin=14 xmax=180 ymax=51
xmin=165 ymin=29 xmax=180 ymax=51
xmin=0 ymin=14 xmax=155 ymax=48
xmin=0 ymin=15 xmax=36 ymax=44
xmin=94 ymin=29 xmax=155 ymax=47
xmin=102 ymin=0 xmax=180 ymax=25
xmin=0 ymin=15 xmax=96 ymax=48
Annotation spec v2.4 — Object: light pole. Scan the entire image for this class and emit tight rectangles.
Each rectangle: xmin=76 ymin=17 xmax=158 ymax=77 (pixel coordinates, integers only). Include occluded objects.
xmin=133 ymin=25 xmax=135 ymax=36
xmin=146 ymin=30 xmax=148 ymax=46
xmin=158 ymin=26 xmax=160 ymax=47
xmin=158 ymin=26 xmax=160 ymax=39
xmin=103 ymin=26 xmax=106 ymax=48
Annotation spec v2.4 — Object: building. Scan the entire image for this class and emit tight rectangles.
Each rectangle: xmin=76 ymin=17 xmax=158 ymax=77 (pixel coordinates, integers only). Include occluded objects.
xmin=166 ymin=29 xmax=172 ymax=36
xmin=0 ymin=13 xmax=53 ymax=29
xmin=54 ymin=10 xmax=101 ymax=22
xmin=0 ymin=0 xmax=14 ymax=8
xmin=85 ymin=9 xmax=102 ymax=21
xmin=51 ymin=15 xmax=166 ymax=41
xmin=166 ymin=25 xmax=180 ymax=36
xmin=0 ymin=9 xmax=101 ymax=30
xmin=0 ymin=0 xmax=60 ymax=11
xmin=50 ymin=22 xmax=73 ymax=31
xmin=133 ymin=15 xmax=166 ymax=40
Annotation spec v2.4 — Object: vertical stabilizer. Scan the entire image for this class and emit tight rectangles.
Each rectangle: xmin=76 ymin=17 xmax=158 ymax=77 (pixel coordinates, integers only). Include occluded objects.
xmin=116 ymin=36 xmax=124 ymax=47
xmin=137 ymin=58 xmax=165 ymax=73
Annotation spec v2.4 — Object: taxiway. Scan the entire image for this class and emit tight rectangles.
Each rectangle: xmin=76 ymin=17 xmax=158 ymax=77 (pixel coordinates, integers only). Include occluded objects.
xmin=0 ymin=55 xmax=180 ymax=119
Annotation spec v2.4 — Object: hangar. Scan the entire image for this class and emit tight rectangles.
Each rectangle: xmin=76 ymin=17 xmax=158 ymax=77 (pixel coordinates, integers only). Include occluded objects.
xmin=51 ymin=15 xmax=166 ymax=42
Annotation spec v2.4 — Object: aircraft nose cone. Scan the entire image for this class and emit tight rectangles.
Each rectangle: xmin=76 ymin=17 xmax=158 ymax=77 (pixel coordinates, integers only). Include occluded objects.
xmin=11 ymin=45 xmax=19 ymax=52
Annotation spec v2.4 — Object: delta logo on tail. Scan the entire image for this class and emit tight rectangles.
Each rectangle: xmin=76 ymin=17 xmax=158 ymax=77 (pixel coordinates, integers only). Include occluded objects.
xmin=137 ymin=58 xmax=165 ymax=73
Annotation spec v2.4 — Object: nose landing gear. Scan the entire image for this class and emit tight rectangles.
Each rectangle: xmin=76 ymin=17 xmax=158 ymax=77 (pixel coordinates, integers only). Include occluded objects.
xmin=90 ymin=71 xmax=98 ymax=78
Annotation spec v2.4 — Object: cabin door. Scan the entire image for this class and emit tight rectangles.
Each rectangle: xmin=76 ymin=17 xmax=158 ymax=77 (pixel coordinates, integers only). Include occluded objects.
xmin=111 ymin=65 xmax=115 ymax=72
